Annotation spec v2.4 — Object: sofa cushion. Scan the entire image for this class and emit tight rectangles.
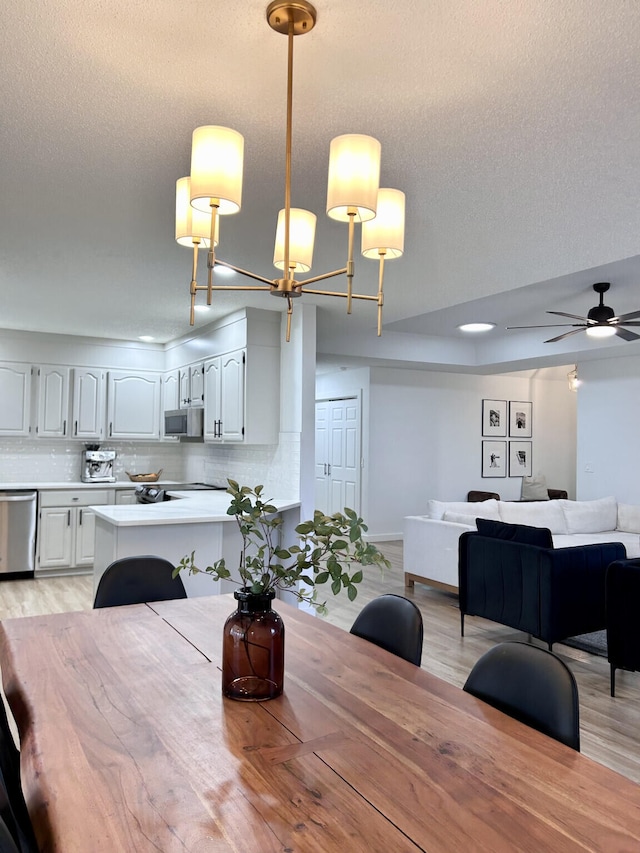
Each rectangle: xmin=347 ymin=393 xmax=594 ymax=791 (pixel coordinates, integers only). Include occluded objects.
xmin=476 ymin=518 xmax=553 ymax=548
xmin=558 ymin=497 xmax=617 ymax=534
xmin=521 ymin=474 xmax=549 ymax=501
xmin=618 ymin=503 xmax=640 ymax=534
xmin=498 ymin=500 xmax=568 ymax=534
xmin=442 ymin=510 xmax=478 ymax=526
xmin=426 ymin=499 xmax=500 ymax=521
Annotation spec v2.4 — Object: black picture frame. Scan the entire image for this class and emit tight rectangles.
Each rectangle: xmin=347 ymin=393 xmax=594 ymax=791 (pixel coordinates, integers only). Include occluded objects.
xmin=482 ymin=399 xmax=507 ymax=437
xmin=482 ymin=440 xmax=507 ymax=478
xmin=509 ymin=401 xmax=532 ymax=438
xmin=509 ymin=441 xmax=533 ymax=477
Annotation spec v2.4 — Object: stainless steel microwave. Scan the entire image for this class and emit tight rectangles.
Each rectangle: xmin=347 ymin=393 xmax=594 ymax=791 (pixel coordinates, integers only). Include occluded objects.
xmin=164 ymin=407 xmax=203 ymax=438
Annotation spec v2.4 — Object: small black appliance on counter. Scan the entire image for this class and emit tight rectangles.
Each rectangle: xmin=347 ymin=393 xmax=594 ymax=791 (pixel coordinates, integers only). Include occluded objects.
xmin=135 ymin=483 xmax=226 ymax=503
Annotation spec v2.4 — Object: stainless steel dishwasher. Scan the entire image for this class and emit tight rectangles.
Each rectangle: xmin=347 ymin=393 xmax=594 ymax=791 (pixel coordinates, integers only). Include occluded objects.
xmin=0 ymin=491 xmax=37 ymax=577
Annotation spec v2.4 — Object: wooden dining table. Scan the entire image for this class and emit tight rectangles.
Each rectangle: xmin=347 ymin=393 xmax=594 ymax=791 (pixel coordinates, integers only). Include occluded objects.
xmin=1 ymin=594 xmax=640 ymax=852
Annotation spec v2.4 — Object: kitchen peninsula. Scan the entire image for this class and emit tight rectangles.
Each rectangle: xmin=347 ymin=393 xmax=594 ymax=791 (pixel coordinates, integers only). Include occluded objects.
xmin=91 ymin=490 xmax=301 ymax=597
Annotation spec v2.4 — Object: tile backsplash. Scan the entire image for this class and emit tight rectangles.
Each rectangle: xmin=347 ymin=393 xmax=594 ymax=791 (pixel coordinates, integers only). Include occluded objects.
xmin=0 ymin=439 xmax=184 ymax=483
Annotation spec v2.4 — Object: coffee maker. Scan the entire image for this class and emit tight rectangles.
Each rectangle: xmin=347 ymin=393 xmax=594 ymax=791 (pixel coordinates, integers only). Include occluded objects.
xmin=82 ymin=446 xmax=116 ymax=483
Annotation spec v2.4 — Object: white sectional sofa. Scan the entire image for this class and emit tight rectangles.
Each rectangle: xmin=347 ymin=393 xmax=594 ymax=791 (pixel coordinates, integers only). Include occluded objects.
xmin=404 ymin=496 xmax=640 ymax=592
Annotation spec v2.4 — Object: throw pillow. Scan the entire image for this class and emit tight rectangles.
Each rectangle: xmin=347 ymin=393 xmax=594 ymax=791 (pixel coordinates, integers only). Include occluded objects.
xmin=498 ymin=500 xmax=568 ymax=534
xmin=476 ymin=518 xmax=553 ymax=548
xmin=520 ymin=474 xmax=549 ymax=501
xmin=426 ymin=499 xmax=501 ymax=521
xmin=558 ymin=496 xmax=618 ymax=534
xmin=617 ymin=503 xmax=640 ymax=534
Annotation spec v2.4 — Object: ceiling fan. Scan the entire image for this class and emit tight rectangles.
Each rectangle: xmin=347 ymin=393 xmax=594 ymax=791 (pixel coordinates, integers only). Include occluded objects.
xmin=507 ymin=282 xmax=640 ymax=343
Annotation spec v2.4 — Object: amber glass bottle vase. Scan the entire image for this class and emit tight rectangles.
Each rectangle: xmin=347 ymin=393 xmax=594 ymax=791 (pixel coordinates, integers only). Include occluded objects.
xmin=222 ymin=588 xmax=285 ymax=701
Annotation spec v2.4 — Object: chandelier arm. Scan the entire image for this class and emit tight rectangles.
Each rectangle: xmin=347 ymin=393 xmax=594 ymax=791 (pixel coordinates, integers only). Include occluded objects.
xmin=346 ymin=212 xmax=356 ymax=314
xmin=377 ymin=253 xmax=386 ymax=336
xmin=195 ymin=284 xmax=272 ymax=292
xmin=213 ymin=259 xmax=275 ymax=286
xmin=286 ymin=295 xmax=293 ymax=342
xmin=296 ymin=267 xmax=347 ymax=287
xmin=301 ymin=288 xmax=377 ymax=302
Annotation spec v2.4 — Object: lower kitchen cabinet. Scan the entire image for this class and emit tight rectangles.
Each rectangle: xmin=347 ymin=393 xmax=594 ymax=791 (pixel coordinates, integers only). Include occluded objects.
xmin=37 ymin=490 xmax=110 ymax=575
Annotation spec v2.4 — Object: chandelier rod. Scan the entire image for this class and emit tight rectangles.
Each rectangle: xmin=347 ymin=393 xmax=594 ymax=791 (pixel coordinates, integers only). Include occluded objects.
xmin=284 ymin=15 xmax=294 ymax=277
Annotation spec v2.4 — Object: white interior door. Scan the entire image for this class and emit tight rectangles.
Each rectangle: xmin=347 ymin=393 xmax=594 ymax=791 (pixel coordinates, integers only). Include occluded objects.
xmin=315 ymin=397 xmax=361 ymax=516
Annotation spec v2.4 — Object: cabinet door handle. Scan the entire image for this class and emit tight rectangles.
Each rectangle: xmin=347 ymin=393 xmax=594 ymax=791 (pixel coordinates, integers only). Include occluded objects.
xmin=323 ymin=463 xmax=327 ymax=475
xmin=79 ymin=509 xmax=83 ymax=525
xmin=67 ymin=510 xmax=71 ymax=526
xmin=109 ymin=422 xmax=113 ymax=436
xmin=74 ymin=420 xmax=78 ymax=436
xmin=63 ymin=419 xmax=67 ymax=436
xmin=328 ymin=464 xmax=331 ymax=476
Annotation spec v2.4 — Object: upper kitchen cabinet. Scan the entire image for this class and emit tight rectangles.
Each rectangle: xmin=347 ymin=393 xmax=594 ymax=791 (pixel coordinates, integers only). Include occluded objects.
xmin=0 ymin=362 xmax=33 ymax=436
xmin=107 ymin=371 xmax=162 ymax=440
xmin=71 ymin=368 xmax=106 ymax=440
xmin=179 ymin=363 xmax=205 ymax=408
xmin=35 ymin=366 xmax=71 ymax=438
xmin=204 ymin=345 xmax=279 ymax=444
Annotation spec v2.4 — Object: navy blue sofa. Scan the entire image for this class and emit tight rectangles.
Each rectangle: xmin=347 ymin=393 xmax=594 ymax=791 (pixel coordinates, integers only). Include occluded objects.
xmin=459 ymin=525 xmax=626 ymax=649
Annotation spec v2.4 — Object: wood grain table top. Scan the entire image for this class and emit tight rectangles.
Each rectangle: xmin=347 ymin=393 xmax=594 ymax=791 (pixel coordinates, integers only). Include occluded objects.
xmin=1 ymin=594 xmax=640 ymax=852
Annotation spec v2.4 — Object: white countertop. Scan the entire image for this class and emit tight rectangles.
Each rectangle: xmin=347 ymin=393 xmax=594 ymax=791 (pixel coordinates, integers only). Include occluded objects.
xmin=0 ymin=481 xmax=139 ymax=491
xmin=91 ymin=491 xmax=300 ymax=527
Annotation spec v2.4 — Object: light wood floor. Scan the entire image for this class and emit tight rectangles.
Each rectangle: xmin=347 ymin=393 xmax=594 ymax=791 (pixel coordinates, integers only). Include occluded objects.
xmin=2 ymin=543 xmax=640 ymax=785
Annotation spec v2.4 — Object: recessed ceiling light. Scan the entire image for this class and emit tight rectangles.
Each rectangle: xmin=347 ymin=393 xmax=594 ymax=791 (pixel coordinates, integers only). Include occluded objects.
xmin=138 ymin=335 xmax=155 ymax=342
xmin=458 ymin=322 xmax=495 ymax=333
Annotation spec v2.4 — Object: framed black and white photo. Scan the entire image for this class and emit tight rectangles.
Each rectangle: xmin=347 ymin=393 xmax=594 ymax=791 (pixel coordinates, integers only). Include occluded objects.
xmin=509 ymin=441 xmax=532 ymax=477
xmin=482 ymin=440 xmax=507 ymax=478
xmin=482 ymin=399 xmax=507 ymax=437
xmin=509 ymin=401 xmax=532 ymax=438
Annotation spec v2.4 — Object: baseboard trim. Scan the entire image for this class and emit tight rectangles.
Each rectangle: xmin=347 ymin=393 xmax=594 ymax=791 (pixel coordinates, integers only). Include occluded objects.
xmin=365 ymin=533 xmax=403 ymax=543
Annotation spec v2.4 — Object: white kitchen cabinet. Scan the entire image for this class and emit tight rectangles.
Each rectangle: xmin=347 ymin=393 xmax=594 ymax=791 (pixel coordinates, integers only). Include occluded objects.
xmin=204 ymin=345 xmax=279 ymax=444
xmin=106 ymin=371 xmax=162 ymax=440
xmin=36 ymin=365 xmax=71 ymax=438
xmin=179 ymin=363 xmax=205 ymax=408
xmin=0 ymin=362 xmax=32 ymax=436
xmin=72 ymin=368 xmax=105 ymax=440
xmin=37 ymin=489 xmax=110 ymax=574
xmin=162 ymin=371 xmax=180 ymax=412
xmin=114 ymin=489 xmax=138 ymax=505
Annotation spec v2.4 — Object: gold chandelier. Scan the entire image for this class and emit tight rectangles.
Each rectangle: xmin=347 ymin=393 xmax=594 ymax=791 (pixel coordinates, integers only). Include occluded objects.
xmin=175 ymin=1 xmax=405 ymax=341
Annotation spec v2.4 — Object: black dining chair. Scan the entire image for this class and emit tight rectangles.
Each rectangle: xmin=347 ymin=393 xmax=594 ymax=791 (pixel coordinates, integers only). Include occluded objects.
xmin=0 ymin=699 xmax=38 ymax=853
xmin=463 ymin=641 xmax=580 ymax=750
xmin=93 ymin=555 xmax=187 ymax=608
xmin=606 ymin=557 xmax=640 ymax=697
xmin=0 ymin=812 xmax=20 ymax=853
xmin=349 ymin=594 xmax=424 ymax=666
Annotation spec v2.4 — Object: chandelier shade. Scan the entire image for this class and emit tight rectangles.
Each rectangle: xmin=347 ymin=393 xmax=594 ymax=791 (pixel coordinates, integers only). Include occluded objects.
xmin=326 ymin=134 xmax=381 ymax=222
xmin=273 ymin=208 xmax=317 ymax=272
xmin=189 ymin=126 xmax=244 ymax=215
xmin=361 ymin=188 xmax=405 ymax=259
xmin=175 ymin=177 xmax=218 ymax=247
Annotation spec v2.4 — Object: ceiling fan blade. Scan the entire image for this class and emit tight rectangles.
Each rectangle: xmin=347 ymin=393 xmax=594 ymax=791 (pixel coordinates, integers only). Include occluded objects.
xmin=614 ymin=326 xmax=640 ymax=342
xmin=618 ymin=321 xmax=640 ymax=326
xmin=547 ymin=310 xmax=590 ymax=322
xmin=544 ymin=328 xmax=588 ymax=344
xmin=615 ymin=309 xmax=640 ymax=322
xmin=506 ymin=323 xmax=583 ymax=330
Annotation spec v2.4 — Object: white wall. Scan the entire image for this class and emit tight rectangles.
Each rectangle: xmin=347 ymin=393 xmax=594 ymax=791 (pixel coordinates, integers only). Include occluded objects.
xmin=576 ymin=354 xmax=640 ymax=503
xmin=317 ymin=365 xmax=577 ymax=539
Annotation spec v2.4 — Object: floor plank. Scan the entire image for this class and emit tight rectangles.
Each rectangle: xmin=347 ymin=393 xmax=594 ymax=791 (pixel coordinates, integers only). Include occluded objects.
xmin=1 ymin=543 xmax=639 ymax=785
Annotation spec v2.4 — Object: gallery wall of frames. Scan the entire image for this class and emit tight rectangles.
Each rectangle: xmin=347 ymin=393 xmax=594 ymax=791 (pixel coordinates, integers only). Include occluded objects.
xmin=481 ymin=399 xmax=532 ymax=478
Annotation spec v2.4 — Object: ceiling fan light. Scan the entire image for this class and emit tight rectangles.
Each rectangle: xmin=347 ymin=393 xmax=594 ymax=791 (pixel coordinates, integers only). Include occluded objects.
xmin=190 ymin=126 xmax=244 ymax=215
xmin=326 ymin=134 xmax=381 ymax=223
xmin=586 ymin=324 xmax=616 ymax=338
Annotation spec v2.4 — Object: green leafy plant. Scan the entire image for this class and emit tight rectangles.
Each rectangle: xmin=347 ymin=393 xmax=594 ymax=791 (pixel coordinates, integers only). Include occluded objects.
xmin=174 ymin=479 xmax=390 ymax=615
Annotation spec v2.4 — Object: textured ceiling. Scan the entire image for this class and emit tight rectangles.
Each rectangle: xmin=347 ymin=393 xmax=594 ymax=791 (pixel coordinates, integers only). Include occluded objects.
xmin=2 ymin=0 xmax=640 ymax=370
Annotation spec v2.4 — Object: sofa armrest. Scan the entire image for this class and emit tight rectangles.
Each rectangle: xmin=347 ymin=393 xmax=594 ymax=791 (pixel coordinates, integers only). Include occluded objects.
xmin=404 ymin=516 xmax=474 ymax=589
xmin=538 ymin=541 xmax=627 ymax=640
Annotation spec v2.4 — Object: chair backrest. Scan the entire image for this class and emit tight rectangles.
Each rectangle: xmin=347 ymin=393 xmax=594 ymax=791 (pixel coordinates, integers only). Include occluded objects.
xmin=350 ymin=594 xmax=423 ymax=666
xmin=0 ymin=700 xmax=38 ymax=852
xmin=606 ymin=558 xmax=640 ymax=695
xmin=93 ymin=555 xmax=187 ymax=609
xmin=463 ymin=641 xmax=580 ymax=750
